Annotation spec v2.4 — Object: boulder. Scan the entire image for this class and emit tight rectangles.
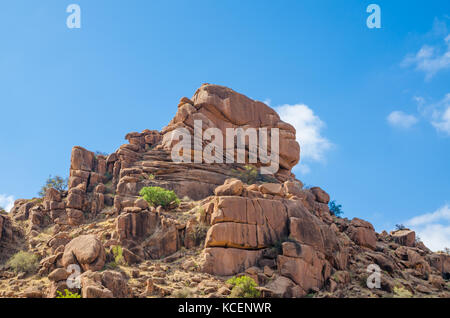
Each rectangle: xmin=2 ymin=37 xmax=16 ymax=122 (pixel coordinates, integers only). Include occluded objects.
xmin=310 ymin=187 xmax=330 ymax=204
xmin=161 ymin=84 xmax=300 ymax=177
xmin=48 ymin=268 xmax=70 ymax=282
xmin=62 ymin=235 xmax=106 ymax=272
xmin=214 ymin=179 xmax=244 ymax=196
xmin=201 ymin=247 xmax=264 ymax=276
xmin=259 ymin=183 xmax=284 ymax=196
xmin=262 ymin=275 xmax=305 ymax=298
xmin=206 ymin=196 xmax=288 ymax=249
xmin=347 ymin=218 xmax=377 ymax=250
xmin=391 ymin=229 xmax=416 ymax=247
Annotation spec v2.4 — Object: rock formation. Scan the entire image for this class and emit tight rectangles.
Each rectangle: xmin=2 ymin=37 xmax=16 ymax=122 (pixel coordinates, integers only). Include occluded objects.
xmin=0 ymin=84 xmax=449 ymax=298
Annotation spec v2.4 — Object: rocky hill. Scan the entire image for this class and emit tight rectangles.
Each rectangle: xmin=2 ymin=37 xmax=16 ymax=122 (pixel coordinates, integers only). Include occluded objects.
xmin=0 ymin=84 xmax=449 ymax=298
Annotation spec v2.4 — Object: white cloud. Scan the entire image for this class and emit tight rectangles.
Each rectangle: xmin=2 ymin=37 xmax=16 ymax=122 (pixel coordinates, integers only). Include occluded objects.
xmin=401 ymin=28 xmax=450 ymax=80
xmin=297 ymin=163 xmax=311 ymax=175
xmin=406 ymin=204 xmax=450 ymax=251
xmin=275 ymin=103 xmax=332 ymax=174
xmin=387 ymin=111 xmax=419 ymax=129
xmin=0 ymin=194 xmax=15 ymax=212
xmin=418 ymin=93 xmax=450 ymax=135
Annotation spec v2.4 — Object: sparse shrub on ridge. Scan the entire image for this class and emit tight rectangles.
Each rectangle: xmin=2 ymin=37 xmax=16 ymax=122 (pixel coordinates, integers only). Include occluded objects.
xmin=7 ymin=251 xmax=39 ymax=274
xmin=226 ymin=276 xmax=261 ymax=298
xmin=139 ymin=186 xmax=180 ymax=208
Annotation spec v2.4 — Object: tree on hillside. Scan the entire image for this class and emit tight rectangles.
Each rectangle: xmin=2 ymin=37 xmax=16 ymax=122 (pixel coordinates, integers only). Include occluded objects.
xmin=38 ymin=175 xmax=68 ymax=197
xmin=329 ymin=200 xmax=344 ymax=217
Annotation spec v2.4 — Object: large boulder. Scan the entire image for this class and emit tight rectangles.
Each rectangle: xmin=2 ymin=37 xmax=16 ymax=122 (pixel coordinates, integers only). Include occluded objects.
xmin=205 ymin=196 xmax=289 ymax=249
xmin=391 ymin=229 xmax=416 ymax=247
xmin=161 ymin=84 xmax=300 ymax=178
xmin=278 ymin=242 xmax=331 ymax=294
xmin=347 ymin=218 xmax=377 ymax=250
xmin=201 ymin=247 xmax=264 ymax=276
xmin=62 ymin=235 xmax=106 ymax=272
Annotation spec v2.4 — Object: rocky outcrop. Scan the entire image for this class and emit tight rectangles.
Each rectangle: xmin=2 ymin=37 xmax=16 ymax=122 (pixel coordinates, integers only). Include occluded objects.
xmin=0 ymin=213 xmax=13 ymax=244
xmin=2 ymin=84 xmax=450 ymax=299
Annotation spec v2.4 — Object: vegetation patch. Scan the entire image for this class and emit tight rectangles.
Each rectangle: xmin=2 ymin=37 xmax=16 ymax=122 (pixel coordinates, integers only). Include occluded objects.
xmin=7 ymin=251 xmax=40 ymax=274
xmin=226 ymin=275 xmax=261 ymax=298
xmin=56 ymin=289 xmax=82 ymax=298
xmin=139 ymin=186 xmax=180 ymax=208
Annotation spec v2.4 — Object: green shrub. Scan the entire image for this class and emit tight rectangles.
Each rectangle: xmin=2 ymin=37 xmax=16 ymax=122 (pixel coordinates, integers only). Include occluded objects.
xmin=7 ymin=251 xmax=39 ymax=274
xmin=139 ymin=186 xmax=180 ymax=208
xmin=329 ymin=200 xmax=344 ymax=217
xmin=56 ymin=289 xmax=81 ymax=298
xmin=226 ymin=276 xmax=260 ymax=298
xmin=38 ymin=175 xmax=68 ymax=197
xmin=111 ymin=245 xmax=125 ymax=265
xmin=393 ymin=286 xmax=413 ymax=298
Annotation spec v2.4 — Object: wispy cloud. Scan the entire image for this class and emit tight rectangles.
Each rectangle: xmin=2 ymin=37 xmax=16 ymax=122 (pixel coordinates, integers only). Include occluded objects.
xmin=387 ymin=111 xmax=418 ymax=129
xmin=275 ymin=103 xmax=333 ymax=174
xmin=401 ymin=20 xmax=450 ymax=80
xmin=0 ymin=194 xmax=15 ymax=212
xmin=417 ymin=93 xmax=450 ymax=136
xmin=406 ymin=204 xmax=450 ymax=251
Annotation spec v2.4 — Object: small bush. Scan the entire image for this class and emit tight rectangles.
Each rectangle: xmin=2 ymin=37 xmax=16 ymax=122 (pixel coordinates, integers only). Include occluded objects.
xmin=38 ymin=175 xmax=68 ymax=197
xmin=7 ymin=251 xmax=39 ymax=274
xmin=111 ymin=245 xmax=125 ymax=265
xmin=56 ymin=289 xmax=81 ymax=298
xmin=329 ymin=200 xmax=344 ymax=217
xmin=139 ymin=186 xmax=180 ymax=208
xmin=395 ymin=224 xmax=406 ymax=231
xmin=226 ymin=276 xmax=260 ymax=298
xmin=393 ymin=286 xmax=413 ymax=298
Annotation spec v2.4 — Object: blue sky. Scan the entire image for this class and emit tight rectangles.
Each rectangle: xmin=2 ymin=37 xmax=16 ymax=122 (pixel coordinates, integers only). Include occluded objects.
xmin=0 ymin=1 xmax=449 ymax=250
